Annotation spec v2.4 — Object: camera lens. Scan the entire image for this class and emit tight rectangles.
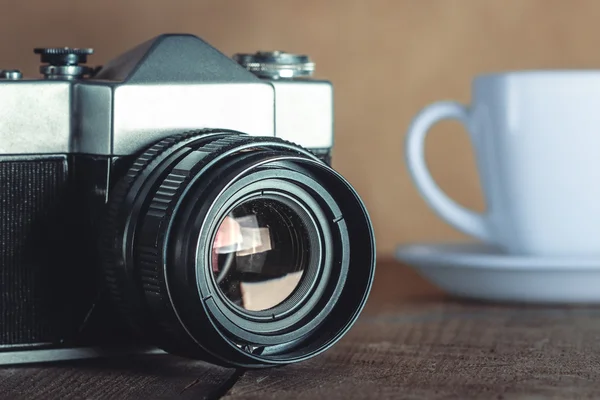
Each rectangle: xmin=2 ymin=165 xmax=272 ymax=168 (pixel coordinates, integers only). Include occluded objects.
xmin=212 ymin=199 xmax=312 ymax=312
xmin=102 ymin=130 xmax=375 ymax=368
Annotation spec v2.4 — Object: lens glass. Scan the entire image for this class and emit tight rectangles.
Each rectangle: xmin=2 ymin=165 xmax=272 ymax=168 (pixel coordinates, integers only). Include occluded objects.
xmin=211 ymin=199 xmax=311 ymax=312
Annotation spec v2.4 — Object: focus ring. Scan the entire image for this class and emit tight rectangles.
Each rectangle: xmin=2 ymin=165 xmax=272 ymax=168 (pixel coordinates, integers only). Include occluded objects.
xmin=102 ymin=130 xmax=233 ymax=333
xmin=134 ymin=135 xmax=254 ymax=334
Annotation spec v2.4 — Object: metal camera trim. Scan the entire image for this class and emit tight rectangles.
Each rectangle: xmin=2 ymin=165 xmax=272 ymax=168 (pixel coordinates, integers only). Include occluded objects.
xmin=0 ymin=34 xmax=333 ymax=157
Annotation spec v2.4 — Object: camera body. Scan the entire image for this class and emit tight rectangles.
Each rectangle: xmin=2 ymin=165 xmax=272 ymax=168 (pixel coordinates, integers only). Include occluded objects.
xmin=0 ymin=34 xmax=336 ymax=364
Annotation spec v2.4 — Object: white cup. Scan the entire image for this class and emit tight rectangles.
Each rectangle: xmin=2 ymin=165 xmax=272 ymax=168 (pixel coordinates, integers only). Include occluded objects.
xmin=405 ymin=71 xmax=600 ymax=256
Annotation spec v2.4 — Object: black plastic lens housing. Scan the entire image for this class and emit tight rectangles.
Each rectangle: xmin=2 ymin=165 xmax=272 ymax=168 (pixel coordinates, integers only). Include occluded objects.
xmin=102 ymin=130 xmax=375 ymax=368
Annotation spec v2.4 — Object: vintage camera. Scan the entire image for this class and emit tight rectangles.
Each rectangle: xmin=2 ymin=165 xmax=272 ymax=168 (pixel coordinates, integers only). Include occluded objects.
xmin=0 ymin=34 xmax=375 ymax=368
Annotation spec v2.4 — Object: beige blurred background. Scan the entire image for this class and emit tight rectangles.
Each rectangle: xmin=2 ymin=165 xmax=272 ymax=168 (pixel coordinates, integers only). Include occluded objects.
xmin=1 ymin=0 xmax=599 ymax=259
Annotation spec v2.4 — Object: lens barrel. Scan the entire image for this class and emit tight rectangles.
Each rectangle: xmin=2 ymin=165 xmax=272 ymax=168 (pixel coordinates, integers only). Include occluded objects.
xmin=102 ymin=130 xmax=375 ymax=368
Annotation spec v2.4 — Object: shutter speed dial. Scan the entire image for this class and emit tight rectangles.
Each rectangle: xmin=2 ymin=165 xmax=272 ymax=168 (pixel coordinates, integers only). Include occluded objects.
xmin=34 ymin=47 xmax=95 ymax=80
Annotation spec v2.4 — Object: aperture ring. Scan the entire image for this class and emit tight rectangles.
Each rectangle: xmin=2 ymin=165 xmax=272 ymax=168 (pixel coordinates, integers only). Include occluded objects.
xmin=102 ymin=130 xmax=243 ymax=350
xmin=136 ymin=135 xmax=249 ymax=313
xmin=103 ymin=132 xmax=207 ymax=326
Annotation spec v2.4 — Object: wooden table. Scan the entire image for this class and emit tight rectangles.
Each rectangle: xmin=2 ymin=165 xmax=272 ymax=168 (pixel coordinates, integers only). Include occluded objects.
xmin=2 ymin=260 xmax=600 ymax=399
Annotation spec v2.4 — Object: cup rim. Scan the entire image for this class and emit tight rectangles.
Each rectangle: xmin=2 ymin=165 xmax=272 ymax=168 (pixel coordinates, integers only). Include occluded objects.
xmin=475 ymin=69 xmax=600 ymax=81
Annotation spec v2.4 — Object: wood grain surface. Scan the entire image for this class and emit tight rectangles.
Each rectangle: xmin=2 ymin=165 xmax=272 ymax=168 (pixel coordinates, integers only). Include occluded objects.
xmin=225 ymin=269 xmax=600 ymax=399
xmin=2 ymin=261 xmax=600 ymax=399
xmin=0 ymin=354 xmax=238 ymax=400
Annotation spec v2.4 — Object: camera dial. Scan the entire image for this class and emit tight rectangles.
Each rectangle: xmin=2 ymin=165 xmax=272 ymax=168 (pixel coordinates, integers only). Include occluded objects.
xmin=34 ymin=47 xmax=94 ymax=80
xmin=233 ymin=51 xmax=315 ymax=79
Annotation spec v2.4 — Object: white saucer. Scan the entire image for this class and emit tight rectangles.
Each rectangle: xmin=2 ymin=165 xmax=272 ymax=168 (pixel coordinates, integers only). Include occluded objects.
xmin=395 ymin=242 xmax=600 ymax=304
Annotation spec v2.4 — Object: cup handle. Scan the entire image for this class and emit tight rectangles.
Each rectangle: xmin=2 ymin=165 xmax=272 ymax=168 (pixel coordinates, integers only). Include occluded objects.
xmin=405 ymin=101 xmax=492 ymax=242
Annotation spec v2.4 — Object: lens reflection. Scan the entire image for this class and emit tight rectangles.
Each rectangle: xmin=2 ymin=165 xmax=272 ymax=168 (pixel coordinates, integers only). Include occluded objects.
xmin=211 ymin=199 xmax=309 ymax=311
